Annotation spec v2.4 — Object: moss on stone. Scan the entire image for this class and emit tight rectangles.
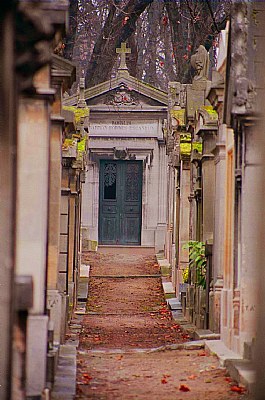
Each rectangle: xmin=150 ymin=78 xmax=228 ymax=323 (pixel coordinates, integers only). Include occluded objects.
xmin=180 ymin=142 xmax=192 ymax=155
xmin=192 ymin=142 xmax=203 ymax=153
xmin=180 ymin=132 xmax=192 ymax=155
xmin=62 ymin=138 xmax=76 ymax=149
xmin=202 ymin=105 xmax=218 ymax=120
xmin=77 ymin=137 xmax=87 ymax=153
xmin=171 ymin=109 xmax=185 ymax=126
xmin=63 ymin=106 xmax=89 ymax=124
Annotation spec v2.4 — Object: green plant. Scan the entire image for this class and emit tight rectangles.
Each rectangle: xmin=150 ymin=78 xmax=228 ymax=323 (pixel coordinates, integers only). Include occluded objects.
xmin=182 ymin=266 xmax=189 ymax=283
xmin=182 ymin=241 xmax=207 ymax=289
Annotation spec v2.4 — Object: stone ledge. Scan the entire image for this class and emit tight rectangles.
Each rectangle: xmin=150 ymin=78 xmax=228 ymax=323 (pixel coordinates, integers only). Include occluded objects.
xmin=167 ymin=297 xmax=182 ymax=310
xmin=224 ymin=359 xmax=255 ymax=393
xmin=194 ymin=329 xmax=220 ymax=341
xmin=156 ymin=255 xmax=171 ymax=277
xmin=205 ymin=340 xmax=242 ymax=367
xmin=51 ymin=344 xmax=77 ymax=400
xmin=162 ymin=282 xmax=175 ymax=294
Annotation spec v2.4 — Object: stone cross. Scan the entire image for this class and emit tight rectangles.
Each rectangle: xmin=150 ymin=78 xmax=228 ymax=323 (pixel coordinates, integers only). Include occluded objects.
xmin=77 ymin=77 xmax=86 ymax=108
xmin=116 ymin=42 xmax=131 ymax=70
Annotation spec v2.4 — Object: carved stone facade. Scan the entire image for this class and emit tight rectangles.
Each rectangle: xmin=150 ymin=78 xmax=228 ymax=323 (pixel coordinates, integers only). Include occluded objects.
xmin=64 ymin=64 xmax=168 ymax=252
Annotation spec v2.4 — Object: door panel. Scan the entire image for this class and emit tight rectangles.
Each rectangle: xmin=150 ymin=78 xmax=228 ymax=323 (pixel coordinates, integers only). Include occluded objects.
xmin=99 ymin=160 xmax=142 ymax=245
xmin=101 ymin=216 xmax=117 ymax=244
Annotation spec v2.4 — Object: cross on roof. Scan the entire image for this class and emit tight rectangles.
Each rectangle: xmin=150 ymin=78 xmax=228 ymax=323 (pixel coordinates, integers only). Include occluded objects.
xmin=116 ymin=42 xmax=131 ymax=70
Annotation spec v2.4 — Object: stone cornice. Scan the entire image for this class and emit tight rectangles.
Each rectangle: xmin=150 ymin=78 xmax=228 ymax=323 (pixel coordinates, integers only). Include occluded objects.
xmin=51 ymin=54 xmax=76 ymax=87
xmin=63 ymin=74 xmax=168 ymax=107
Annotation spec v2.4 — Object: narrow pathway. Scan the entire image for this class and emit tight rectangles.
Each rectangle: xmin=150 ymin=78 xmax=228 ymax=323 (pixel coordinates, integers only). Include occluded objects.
xmin=75 ymin=251 xmax=251 ymax=400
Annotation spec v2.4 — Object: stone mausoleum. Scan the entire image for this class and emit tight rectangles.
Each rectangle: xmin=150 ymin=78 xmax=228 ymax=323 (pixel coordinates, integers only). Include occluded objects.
xmin=63 ymin=44 xmax=168 ymax=252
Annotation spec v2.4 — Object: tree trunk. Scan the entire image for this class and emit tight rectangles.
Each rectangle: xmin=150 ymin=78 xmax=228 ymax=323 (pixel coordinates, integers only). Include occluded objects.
xmin=64 ymin=0 xmax=78 ymax=60
xmin=85 ymin=0 xmax=154 ymax=87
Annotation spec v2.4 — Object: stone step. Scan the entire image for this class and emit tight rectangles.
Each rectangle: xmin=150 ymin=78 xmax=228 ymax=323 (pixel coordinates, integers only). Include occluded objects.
xmin=205 ymin=340 xmax=242 ymax=367
xmin=51 ymin=344 xmax=77 ymax=399
xmin=167 ymin=297 xmax=182 ymax=310
xmin=225 ymin=359 xmax=255 ymax=393
xmin=194 ymin=329 xmax=220 ymax=341
xmin=80 ymin=263 xmax=90 ymax=278
xmin=162 ymin=282 xmax=175 ymax=294
xmin=77 ymin=281 xmax=89 ymax=302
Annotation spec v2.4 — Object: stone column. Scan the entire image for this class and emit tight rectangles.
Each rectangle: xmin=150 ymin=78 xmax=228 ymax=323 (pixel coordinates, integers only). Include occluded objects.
xmin=0 ymin=9 xmax=16 ymax=398
xmin=210 ymin=124 xmax=226 ymax=332
xmin=155 ymin=141 xmax=167 ymax=252
xmin=200 ymin=130 xmax=216 ymax=242
xmin=47 ymin=114 xmax=64 ymax=345
xmin=239 ymin=124 xmax=259 ymax=355
xmin=177 ymin=159 xmax=190 ymax=296
xmin=16 ymin=95 xmax=49 ymax=397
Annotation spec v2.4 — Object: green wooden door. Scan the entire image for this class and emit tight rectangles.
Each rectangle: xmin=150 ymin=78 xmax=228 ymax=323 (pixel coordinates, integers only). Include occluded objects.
xmin=99 ymin=160 xmax=142 ymax=245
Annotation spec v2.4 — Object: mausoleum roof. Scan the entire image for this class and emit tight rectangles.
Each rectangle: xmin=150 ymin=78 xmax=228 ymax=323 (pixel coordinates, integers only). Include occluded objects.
xmin=63 ymin=70 xmax=168 ymax=109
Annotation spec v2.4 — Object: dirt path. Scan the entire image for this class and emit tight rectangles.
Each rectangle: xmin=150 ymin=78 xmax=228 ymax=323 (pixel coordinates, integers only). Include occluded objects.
xmin=75 ymin=251 xmax=251 ymax=399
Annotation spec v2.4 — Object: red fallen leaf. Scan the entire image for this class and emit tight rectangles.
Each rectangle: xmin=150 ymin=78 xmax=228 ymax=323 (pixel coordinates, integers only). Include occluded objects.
xmin=231 ymin=386 xmax=246 ymax=393
xmin=179 ymin=384 xmax=190 ymax=392
xmin=188 ymin=374 xmax=197 ymax=380
xmin=83 ymin=373 xmax=92 ymax=381
xmin=161 ymin=377 xmax=168 ymax=384
xmin=225 ymin=377 xmax=233 ymax=382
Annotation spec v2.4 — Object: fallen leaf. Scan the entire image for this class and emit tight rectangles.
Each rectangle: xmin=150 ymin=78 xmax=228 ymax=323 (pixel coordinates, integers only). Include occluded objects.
xmin=197 ymin=351 xmax=206 ymax=356
xmin=82 ymin=373 xmax=92 ymax=382
xmin=161 ymin=377 xmax=168 ymax=384
xmin=230 ymin=386 xmax=246 ymax=393
xmin=179 ymin=384 xmax=190 ymax=392
xmin=225 ymin=377 xmax=233 ymax=383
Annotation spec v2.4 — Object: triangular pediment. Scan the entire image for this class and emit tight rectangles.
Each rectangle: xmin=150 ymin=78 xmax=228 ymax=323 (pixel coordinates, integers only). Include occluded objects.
xmin=51 ymin=55 xmax=76 ymax=86
xmin=63 ymin=71 xmax=168 ymax=109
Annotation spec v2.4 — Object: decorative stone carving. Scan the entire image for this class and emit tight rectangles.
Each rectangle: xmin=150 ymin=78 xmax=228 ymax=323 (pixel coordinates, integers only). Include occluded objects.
xmin=191 ymin=45 xmax=209 ymax=81
xmin=16 ymin=3 xmax=55 ymax=92
xmin=105 ymin=84 xmax=138 ymax=106
xmin=168 ymin=82 xmax=186 ymax=108
xmin=113 ymin=147 xmax=128 ymax=159
xmin=234 ymin=76 xmax=255 ymax=109
xmin=231 ymin=1 xmax=256 ymax=113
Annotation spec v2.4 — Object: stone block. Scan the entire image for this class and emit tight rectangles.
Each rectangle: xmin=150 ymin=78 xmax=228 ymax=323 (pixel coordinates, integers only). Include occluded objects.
xmin=59 ymin=253 xmax=67 ymax=272
xmin=68 ymin=282 xmax=75 ymax=315
xmin=162 ymin=282 xmax=175 ymax=294
xmin=205 ymin=340 xmax=242 ymax=367
xmin=60 ymin=294 xmax=69 ymax=343
xmin=47 ymin=290 xmax=63 ymax=345
xmin=78 ymin=281 xmax=89 ymax=302
xmin=194 ymin=329 xmax=220 ymax=341
xmin=26 ymin=315 xmax=48 ymax=397
xmin=60 ymin=196 xmax=69 ymax=214
xmin=60 ymin=214 xmax=68 ymax=234
xmin=47 ymin=347 xmax=59 ymax=384
xmin=80 ymin=264 xmax=90 ymax=278
xmin=60 ymin=235 xmax=68 ymax=253
xmin=167 ymin=298 xmax=182 ymax=311
xmin=224 ymin=359 xmax=255 ymax=393
xmin=58 ymin=273 xmax=67 ymax=293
